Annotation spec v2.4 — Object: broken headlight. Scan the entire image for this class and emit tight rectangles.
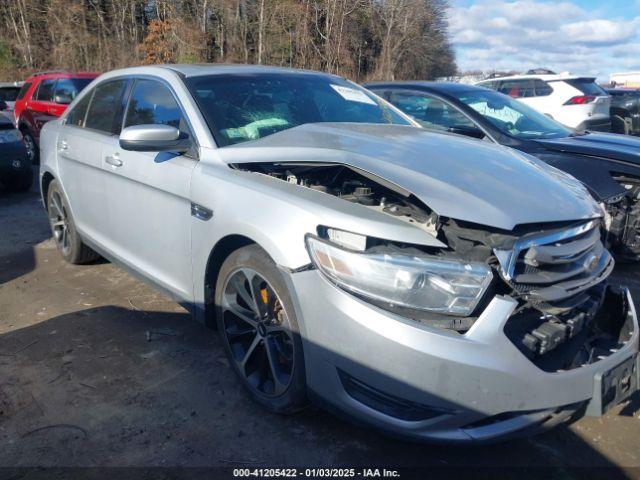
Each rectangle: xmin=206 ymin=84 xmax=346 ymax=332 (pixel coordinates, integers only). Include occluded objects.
xmin=305 ymin=235 xmax=493 ymax=316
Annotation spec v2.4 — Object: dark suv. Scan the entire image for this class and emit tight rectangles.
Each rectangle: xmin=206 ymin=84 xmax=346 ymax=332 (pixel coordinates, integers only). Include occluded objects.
xmin=607 ymin=88 xmax=640 ymax=136
xmin=14 ymin=71 xmax=98 ymax=163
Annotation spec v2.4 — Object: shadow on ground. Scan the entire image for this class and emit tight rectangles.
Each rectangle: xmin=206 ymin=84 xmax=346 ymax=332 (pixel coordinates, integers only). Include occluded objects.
xmin=0 ymin=304 xmax=635 ymax=479
xmin=0 ymin=174 xmax=49 ymax=284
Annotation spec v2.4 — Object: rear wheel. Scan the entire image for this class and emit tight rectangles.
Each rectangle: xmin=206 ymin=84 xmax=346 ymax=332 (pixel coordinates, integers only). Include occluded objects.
xmin=21 ymin=130 xmax=39 ymax=164
xmin=215 ymin=245 xmax=308 ymax=413
xmin=47 ymin=180 xmax=99 ymax=264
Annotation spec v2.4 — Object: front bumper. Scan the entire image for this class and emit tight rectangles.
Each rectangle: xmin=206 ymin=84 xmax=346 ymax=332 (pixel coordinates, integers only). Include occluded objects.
xmin=285 ymin=269 xmax=639 ymax=444
xmin=0 ymin=141 xmax=30 ymax=176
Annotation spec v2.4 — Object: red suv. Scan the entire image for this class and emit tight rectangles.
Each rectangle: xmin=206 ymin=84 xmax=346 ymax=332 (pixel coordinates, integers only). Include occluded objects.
xmin=14 ymin=71 xmax=99 ymax=163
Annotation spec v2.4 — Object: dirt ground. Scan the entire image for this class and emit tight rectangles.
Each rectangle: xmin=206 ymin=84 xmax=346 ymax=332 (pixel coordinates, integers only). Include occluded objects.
xmin=1 ymin=178 xmax=639 ymax=478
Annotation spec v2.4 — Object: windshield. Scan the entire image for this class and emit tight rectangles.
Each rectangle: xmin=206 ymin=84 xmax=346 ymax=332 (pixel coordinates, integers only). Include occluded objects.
xmin=458 ymin=90 xmax=572 ymax=139
xmin=186 ymin=73 xmax=409 ymax=146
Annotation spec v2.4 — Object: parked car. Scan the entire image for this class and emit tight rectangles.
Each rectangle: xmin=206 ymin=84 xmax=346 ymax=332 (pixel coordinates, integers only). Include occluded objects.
xmin=366 ymin=81 xmax=640 ymax=261
xmin=0 ymin=81 xmax=23 ymax=112
xmin=475 ymin=73 xmax=611 ymax=132
xmin=0 ymin=112 xmax=31 ymax=192
xmin=607 ymin=88 xmax=640 ymax=136
xmin=14 ymin=71 xmax=99 ymax=163
xmin=40 ymin=65 xmax=638 ymax=444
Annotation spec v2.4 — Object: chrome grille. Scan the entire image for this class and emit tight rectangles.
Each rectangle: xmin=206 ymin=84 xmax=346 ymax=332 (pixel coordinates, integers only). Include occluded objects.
xmin=494 ymin=220 xmax=614 ymax=311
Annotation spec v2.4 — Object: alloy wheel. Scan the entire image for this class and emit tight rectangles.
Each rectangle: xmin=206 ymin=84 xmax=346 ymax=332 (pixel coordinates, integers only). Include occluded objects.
xmin=49 ymin=191 xmax=71 ymax=256
xmin=23 ymin=134 xmax=36 ymax=162
xmin=221 ymin=268 xmax=295 ymax=397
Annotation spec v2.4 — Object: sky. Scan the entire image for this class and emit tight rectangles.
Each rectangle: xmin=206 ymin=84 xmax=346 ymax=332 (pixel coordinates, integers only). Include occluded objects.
xmin=448 ymin=0 xmax=640 ymax=81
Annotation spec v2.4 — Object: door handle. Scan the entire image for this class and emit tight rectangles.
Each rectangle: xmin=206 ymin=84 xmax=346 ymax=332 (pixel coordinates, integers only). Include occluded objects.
xmin=48 ymin=107 xmax=57 ymax=115
xmin=105 ymin=153 xmax=123 ymax=167
xmin=58 ymin=139 xmax=68 ymax=151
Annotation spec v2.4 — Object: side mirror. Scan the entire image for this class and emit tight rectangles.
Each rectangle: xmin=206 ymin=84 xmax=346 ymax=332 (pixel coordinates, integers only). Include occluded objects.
xmin=119 ymin=124 xmax=190 ymax=153
xmin=54 ymin=92 xmax=73 ymax=105
xmin=0 ymin=100 xmax=7 ymax=111
xmin=447 ymin=124 xmax=485 ymax=139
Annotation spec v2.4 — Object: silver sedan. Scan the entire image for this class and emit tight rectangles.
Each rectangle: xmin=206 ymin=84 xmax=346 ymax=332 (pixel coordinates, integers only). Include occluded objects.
xmin=39 ymin=65 xmax=639 ymax=443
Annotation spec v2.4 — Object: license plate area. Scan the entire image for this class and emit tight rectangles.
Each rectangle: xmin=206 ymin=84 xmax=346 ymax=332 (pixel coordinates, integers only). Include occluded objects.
xmin=586 ymin=353 xmax=639 ymax=416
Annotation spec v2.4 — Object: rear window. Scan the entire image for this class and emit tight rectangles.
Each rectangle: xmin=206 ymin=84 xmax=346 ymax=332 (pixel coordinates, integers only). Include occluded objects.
xmin=16 ymin=82 xmax=31 ymax=100
xmin=84 ymin=80 xmax=129 ymax=134
xmin=533 ymin=79 xmax=552 ymax=96
xmin=36 ymin=79 xmax=56 ymax=102
xmin=66 ymin=90 xmax=94 ymax=127
xmin=0 ymin=87 xmax=21 ymax=102
xmin=564 ymin=79 xmax=607 ymax=96
xmin=54 ymin=78 xmax=94 ymax=104
xmin=497 ymin=80 xmax=533 ymax=98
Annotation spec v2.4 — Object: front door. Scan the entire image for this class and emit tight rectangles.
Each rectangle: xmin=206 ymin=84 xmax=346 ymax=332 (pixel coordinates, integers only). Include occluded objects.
xmin=100 ymin=78 xmax=197 ymax=301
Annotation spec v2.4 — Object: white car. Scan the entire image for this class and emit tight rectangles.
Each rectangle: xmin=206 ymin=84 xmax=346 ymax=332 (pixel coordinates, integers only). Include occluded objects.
xmin=476 ymin=74 xmax=611 ymax=132
xmin=0 ymin=82 xmax=23 ymax=113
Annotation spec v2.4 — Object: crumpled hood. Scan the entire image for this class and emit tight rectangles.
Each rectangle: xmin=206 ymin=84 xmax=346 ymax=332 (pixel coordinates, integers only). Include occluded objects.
xmin=220 ymin=123 xmax=601 ymax=231
xmin=534 ymin=132 xmax=640 ymax=166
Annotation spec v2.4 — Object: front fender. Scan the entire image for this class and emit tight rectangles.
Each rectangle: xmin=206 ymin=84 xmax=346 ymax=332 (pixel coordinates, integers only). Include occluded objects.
xmin=189 ymin=160 xmax=445 ymax=322
xmin=537 ymin=153 xmax=629 ymax=201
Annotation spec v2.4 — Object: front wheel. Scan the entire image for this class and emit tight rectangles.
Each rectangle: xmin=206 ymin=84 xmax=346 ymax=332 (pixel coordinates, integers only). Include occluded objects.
xmin=47 ymin=180 xmax=99 ymax=264
xmin=215 ymin=245 xmax=308 ymax=414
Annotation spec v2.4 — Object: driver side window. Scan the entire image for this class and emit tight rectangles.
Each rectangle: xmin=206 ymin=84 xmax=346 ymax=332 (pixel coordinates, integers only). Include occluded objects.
xmin=388 ymin=91 xmax=476 ymax=131
xmin=124 ymin=79 xmax=189 ymax=135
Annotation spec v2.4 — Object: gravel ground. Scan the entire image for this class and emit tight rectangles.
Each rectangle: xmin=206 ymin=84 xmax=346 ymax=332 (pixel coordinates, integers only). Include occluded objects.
xmin=0 ymin=178 xmax=639 ymax=478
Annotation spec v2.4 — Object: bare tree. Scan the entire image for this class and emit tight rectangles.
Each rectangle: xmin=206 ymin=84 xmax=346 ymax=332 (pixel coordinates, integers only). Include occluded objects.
xmin=0 ymin=0 xmax=456 ymax=81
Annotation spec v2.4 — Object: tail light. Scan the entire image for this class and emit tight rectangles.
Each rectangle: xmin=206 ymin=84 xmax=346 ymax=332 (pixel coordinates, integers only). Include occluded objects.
xmin=564 ymin=95 xmax=596 ymax=105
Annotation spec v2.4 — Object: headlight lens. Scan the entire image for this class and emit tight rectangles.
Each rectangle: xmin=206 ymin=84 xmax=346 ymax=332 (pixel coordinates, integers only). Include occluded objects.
xmin=306 ymin=235 xmax=493 ymax=316
xmin=0 ymin=129 xmax=22 ymax=143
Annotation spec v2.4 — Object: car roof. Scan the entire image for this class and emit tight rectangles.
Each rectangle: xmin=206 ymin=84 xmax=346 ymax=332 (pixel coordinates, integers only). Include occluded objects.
xmin=156 ymin=63 xmax=341 ymax=79
xmin=477 ymin=74 xmax=590 ymax=82
xmin=365 ymin=81 xmax=487 ymax=94
xmin=25 ymin=71 xmax=100 ymax=81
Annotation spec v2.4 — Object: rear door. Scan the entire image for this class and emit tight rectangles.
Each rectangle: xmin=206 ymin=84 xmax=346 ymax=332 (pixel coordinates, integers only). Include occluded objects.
xmin=29 ymin=79 xmax=59 ymax=141
xmin=100 ymin=77 xmax=197 ymax=301
xmin=56 ymin=79 xmax=130 ymax=250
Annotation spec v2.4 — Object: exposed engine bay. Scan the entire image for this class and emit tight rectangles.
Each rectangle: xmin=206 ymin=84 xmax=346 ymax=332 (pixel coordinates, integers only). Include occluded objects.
xmin=235 ymin=162 xmax=440 ymax=237
xmin=235 ymin=162 xmax=630 ymax=372
xmin=606 ymin=175 xmax=640 ymax=261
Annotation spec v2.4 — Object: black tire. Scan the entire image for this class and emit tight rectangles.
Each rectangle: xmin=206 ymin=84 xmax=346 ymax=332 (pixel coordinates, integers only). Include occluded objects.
xmin=3 ymin=170 xmax=33 ymax=192
xmin=47 ymin=179 xmax=100 ymax=264
xmin=215 ymin=244 xmax=308 ymax=414
xmin=21 ymin=130 xmax=39 ymax=165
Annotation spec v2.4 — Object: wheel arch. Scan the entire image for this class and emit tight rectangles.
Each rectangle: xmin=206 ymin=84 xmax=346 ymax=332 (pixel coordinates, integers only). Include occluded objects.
xmin=202 ymin=234 xmax=259 ymax=328
xmin=41 ymin=171 xmax=56 ymax=208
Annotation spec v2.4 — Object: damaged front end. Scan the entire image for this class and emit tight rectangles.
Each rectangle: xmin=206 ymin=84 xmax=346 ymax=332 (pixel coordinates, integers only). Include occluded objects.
xmin=235 ymin=161 xmax=635 ymax=376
